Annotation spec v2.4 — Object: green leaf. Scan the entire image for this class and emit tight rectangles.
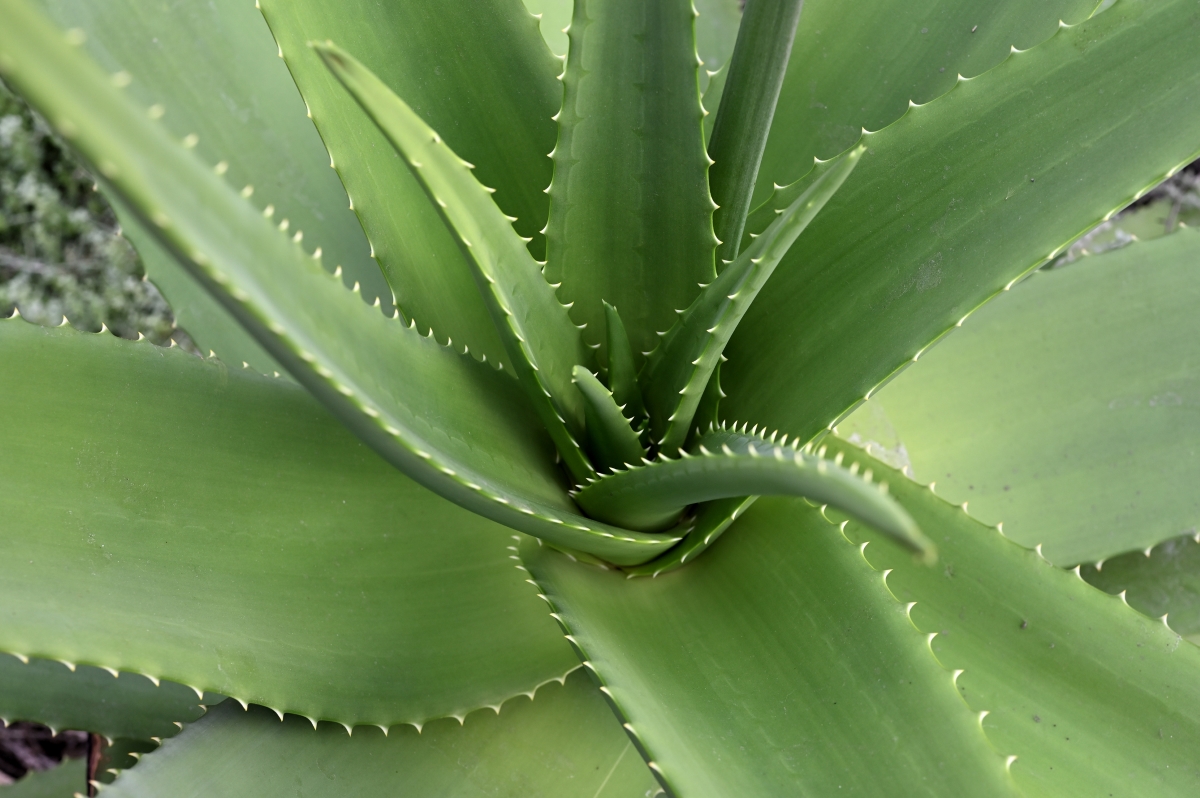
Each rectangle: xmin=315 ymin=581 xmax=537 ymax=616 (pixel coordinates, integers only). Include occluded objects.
xmin=572 ymin=366 xmax=646 ymax=474
xmin=99 ymin=671 xmax=657 ymax=798
xmin=723 ymin=0 xmax=1200 ymax=450
xmin=828 ymin=437 xmax=1200 ymax=797
xmin=623 ymin=495 xmax=757 ymax=578
xmin=707 ymin=0 xmax=802 ymax=264
xmin=693 ymin=0 xmax=743 ymax=90
xmin=31 ymin=0 xmax=385 ymax=371
xmin=522 ymin=503 xmax=1014 ymax=797
xmin=1 ymin=759 xmax=85 ymax=798
xmin=0 ymin=5 xmax=674 ymax=562
xmin=0 ymin=319 xmax=579 ymax=725
xmin=602 ymin=302 xmax=645 ymax=424
xmin=840 ymin=229 xmax=1200 ymax=565
xmin=0 ymin=654 xmax=217 ymax=739
xmin=1082 ymin=535 xmax=1200 ymax=641
xmin=574 ymin=427 xmax=930 ymax=561
xmin=529 ymin=436 xmax=1200 ymax=796
xmin=259 ymin=0 xmax=561 ymax=371
xmin=315 ymin=42 xmax=594 ymax=484
xmin=757 ymin=0 xmax=1098 ymax=199
xmin=643 ymin=146 xmax=862 ymax=452
xmin=544 ymin=0 xmax=716 ymax=366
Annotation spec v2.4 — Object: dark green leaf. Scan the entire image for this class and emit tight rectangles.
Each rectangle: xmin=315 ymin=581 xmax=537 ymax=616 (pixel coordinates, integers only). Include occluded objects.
xmin=602 ymin=302 xmax=645 ymax=424
xmin=544 ymin=0 xmax=716 ymax=366
xmin=1 ymin=759 xmax=85 ymax=798
xmin=0 ymin=654 xmax=217 ymax=740
xmin=1081 ymin=535 xmax=1200 ymax=642
xmin=572 ymin=366 xmax=647 ymax=474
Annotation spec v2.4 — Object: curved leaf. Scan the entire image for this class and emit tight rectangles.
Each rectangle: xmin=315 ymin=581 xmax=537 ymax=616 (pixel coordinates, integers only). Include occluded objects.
xmin=259 ymin=0 xmax=560 ymax=370
xmin=0 ymin=6 xmax=674 ymax=562
xmin=840 ymin=229 xmax=1200 ymax=565
xmin=0 ymin=319 xmax=578 ymax=726
xmin=602 ymin=302 xmax=645 ymax=423
xmin=0 ymin=654 xmax=217 ymax=740
xmin=757 ymin=0 xmax=1097 ymax=197
xmin=530 ymin=436 xmax=1200 ymax=796
xmin=723 ymin=0 xmax=1200 ymax=450
xmin=32 ymin=0 xmax=384 ymax=369
xmin=572 ymin=366 xmax=646 ymax=473
xmin=643 ymin=145 xmax=861 ymax=451
xmin=522 ymin=502 xmax=1014 ymax=797
xmin=622 ymin=495 xmax=757 ymax=578
xmin=575 ymin=427 xmax=929 ymax=560
xmin=100 ymin=671 xmax=656 ymax=798
xmin=316 ymin=43 xmax=594 ymax=482
xmin=544 ymin=0 xmax=715 ymax=366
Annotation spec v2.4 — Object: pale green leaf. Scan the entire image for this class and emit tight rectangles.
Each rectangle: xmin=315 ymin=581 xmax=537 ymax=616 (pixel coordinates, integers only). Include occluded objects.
xmin=723 ymin=0 xmax=1200 ymax=452
xmin=522 ymin=502 xmax=1013 ymax=797
xmin=260 ymin=0 xmax=561 ymax=370
xmin=0 ymin=319 xmax=578 ymax=726
xmin=0 ymin=4 xmax=674 ymax=562
xmin=757 ymin=0 xmax=1098 ymax=199
xmin=100 ymin=671 xmax=657 ymax=798
xmin=829 ymin=436 xmax=1200 ymax=797
xmin=840 ymin=229 xmax=1200 ymax=565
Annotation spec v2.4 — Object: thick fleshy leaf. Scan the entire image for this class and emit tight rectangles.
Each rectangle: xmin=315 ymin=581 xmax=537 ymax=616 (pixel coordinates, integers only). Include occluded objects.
xmin=522 ymin=503 xmax=1014 ymax=797
xmin=0 ymin=319 xmax=578 ymax=726
xmin=572 ymin=366 xmax=646 ymax=473
xmin=0 ymin=654 xmax=217 ymax=739
xmin=706 ymin=0 xmax=802 ymax=264
xmin=642 ymin=146 xmax=861 ymax=451
xmin=1081 ymin=534 xmax=1200 ymax=642
xmin=723 ymin=0 xmax=1200 ymax=450
xmin=1 ymin=759 xmax=85 ymax=798
xmin=840 ymin=229 xmax=1200 ymax=565
xmin=316 ymin=42 xmax=594 ymax=482
xmin=100 ymin=671 xmax=657 ymax=798
xmin=602 ymin=302 xmax=645 ymax=424
xmin=32 ymin=0 xmax=384 ymax=371
xmin=260 ymin=0 xmax=561 ymax=370
xmin=530 ymin=436 xmax=1200 ymax=796
xmin=575 ymin=428 xmax=928 ymax=559
xmin=544 ymin=0 xmax=716 ymax=366
xmin=827 ymin=437 xmax=1200 ymax=797
xmin=0 ymin=5 xmax=674 ymax=562
xmin=757 ymin=0 xmax=1097 ymax=198
xmin=622 ymin=495 xmax=756 ymax=578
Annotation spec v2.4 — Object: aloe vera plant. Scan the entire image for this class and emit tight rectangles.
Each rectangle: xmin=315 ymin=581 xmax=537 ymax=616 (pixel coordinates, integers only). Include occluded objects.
xmin=2 ymin=0 xmax=1200 ymax=794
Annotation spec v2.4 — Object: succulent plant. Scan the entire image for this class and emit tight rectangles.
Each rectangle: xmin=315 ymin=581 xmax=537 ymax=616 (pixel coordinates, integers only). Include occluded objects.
xmin=1 ymin=0 xmax=1200 ymax=795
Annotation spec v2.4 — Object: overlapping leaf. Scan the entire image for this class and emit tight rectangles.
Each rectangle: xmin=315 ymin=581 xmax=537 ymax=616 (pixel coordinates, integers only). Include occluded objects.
xmin=0 ymin=2 xmax=676 ymax=562
xmin=724 ymin=0 xmax=1200 ymax=450
xmin=0 ymin=320 xmax=577 ymax=726
xmin=99 ymin=672 xmax=656 ymax=798
xmin=840 ymin=229 xmax=1200 ymax=565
